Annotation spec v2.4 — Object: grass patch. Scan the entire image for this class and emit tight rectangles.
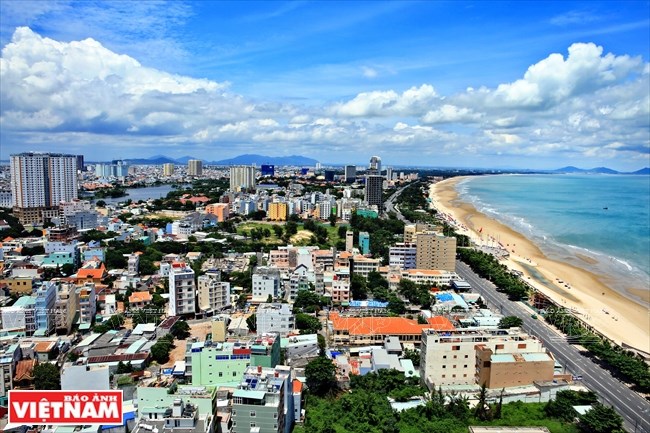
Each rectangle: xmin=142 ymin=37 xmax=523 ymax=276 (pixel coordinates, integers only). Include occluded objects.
xmin=471 ymin=401 xmax=579 ymax=433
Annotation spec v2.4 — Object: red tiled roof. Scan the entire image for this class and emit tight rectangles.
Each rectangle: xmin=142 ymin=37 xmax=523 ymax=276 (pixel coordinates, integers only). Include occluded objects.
xmin=34 ymin=341 xmax=56 ymax=353
xmin=129 ymin=292 xmax=152 ymax=303
xmin=330 ymin=312 xmax=454 ymax=336
xmin=14 ymin=359 xmax=36 ymax=381
xmin=292 ymin=379 xmax=303 ymax=393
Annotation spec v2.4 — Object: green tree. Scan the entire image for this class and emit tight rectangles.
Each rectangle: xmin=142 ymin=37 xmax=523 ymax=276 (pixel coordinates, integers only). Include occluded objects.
xmin=247 ymin=314 xmax=257 ymax=333
xmin=295 ymin=313 xmax=321 ymax=334
xmin=578 ymin=403 xmax=624 ymax=433
xmin=317 ymin=334 xmax=327 ymax=356
xmin=294 ymin=290 xmax=326 ymax=313
xmin=498 ymin=316 xmax=524 ymax=329
xmin=150 ymin=334 xmax=175 ymax=364
xmin=171 ymin=319 xmax=191 ymax=340
xmin=305 ymin=356 xmax=337 ymax=397
xmin=328 ymin=214 xmax=337 ymax=227
xmin=351 ymin=274 xmax=368 ymax=300
xmin=236 ymin=293 xmax=248 ymax=310
xmin=34 ymin=363 xmax=61 ymax=390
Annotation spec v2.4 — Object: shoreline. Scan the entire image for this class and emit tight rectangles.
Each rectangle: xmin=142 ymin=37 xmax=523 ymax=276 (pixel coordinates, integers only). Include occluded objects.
xmin=431 ymin=176 xmax=650 ymax=353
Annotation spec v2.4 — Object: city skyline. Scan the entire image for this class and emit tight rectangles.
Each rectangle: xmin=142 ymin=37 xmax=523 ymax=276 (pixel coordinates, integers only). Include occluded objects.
xmin=0 ymin=1 xmax=649 ymax=170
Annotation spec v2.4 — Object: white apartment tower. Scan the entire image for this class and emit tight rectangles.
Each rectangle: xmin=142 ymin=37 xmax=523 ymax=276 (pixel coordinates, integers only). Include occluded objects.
xmin=188 ymin=159 xmax=203 ymax=176
xmin=169 ymin=263 xmax=196 ymax=316
xmin=11 ymin=152 xmax=78 ymax=224
xmin=163 ymin=163 xmax=175 ymax=176
xmin=229 ymin=165 xmax=256 ymax=192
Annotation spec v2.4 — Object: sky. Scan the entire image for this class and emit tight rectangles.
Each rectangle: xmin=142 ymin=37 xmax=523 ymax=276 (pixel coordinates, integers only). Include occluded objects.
xmin=0 ymin=1 xmax=649 ymax=170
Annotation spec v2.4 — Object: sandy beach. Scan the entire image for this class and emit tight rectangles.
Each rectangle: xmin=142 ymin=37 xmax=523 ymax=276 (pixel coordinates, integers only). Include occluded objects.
xmin=431 ymin=177 xmax=650 ymax=353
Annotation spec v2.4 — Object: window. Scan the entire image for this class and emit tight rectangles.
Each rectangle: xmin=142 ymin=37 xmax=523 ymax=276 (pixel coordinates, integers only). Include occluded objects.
xmin=496 ymin=344 xmax=504 ymax=350
xmin=464 ymin=355 xmax=468 ymax=358
xmin=233 ymin=371 xmax=237 ymax=376
xmin=250 ymin=411 xmax=256 ymax=417
xmin=274 ymin=413 xmax=278 ymax=419
xmin=250 ymin=422 xmax=256 ymax=428
xmin=518 ymin=343 xmax=527 ymax=349
xmin=453 ymin=365 xmax=456 ymax=368
xmin=218 ymin=372 xmax=222 ymax=377
xmin=441 ymin=374 xmax=446 ymax=378
xmin=442 ymin=355 xmax=446 ymax=359
xmin=464 ymin=365 xmax=467 ymax=368
xmin=452 ymin=345 xmax=460 ymax=351
xmin=442 ymin=365 xmax=446 ymax=369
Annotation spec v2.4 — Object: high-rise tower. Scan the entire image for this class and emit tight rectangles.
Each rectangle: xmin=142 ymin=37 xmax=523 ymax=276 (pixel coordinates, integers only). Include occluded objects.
xmin=11 ymin=152 xmax=78 ymax=224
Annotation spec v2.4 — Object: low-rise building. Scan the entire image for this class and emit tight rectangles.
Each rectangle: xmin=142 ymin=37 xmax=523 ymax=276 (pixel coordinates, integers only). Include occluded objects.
xmin=329 ymin=312 xmax=454 ymax=347
xmin=186 ymin=333 xmax=281 ymax=386
xmin=420 ymin=328 xmax=551 ymax=390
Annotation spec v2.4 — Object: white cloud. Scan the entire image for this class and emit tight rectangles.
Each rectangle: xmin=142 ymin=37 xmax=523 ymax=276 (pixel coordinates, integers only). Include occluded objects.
xmin=421 ymin=104 xmax=482 ymax=124
xmin=362 ymin=66 xmax=378 ymax=78
xmin=489 ymin=43 xmax=643 ymax=108
xmin=330 ymin=84 xmax=438 ymax=117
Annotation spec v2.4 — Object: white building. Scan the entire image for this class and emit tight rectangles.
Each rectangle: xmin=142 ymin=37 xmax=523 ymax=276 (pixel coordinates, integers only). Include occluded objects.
xmin=197 ymin=270 xmax=231 ymax=314
xmin=0 ymin=191 xmax=13 ymax=208
xmin=252 ymin=266 xmax=282 ymax=302
xmin=188 ymin=160 xmax=203 ymax=176
xmin=1 ymin=296 xmax=36 ymax=335
xmin=77 ymin=283 xmax=96 ymax=325
xmin=420 ymin=328 xmax=548 ymax=389
xmin=10 ymin=152 xmax=78 ymax=224
xmin=169 ymin=263 xmax=196 ymax=316
xmin=229 ymin=165 xmax=256 ymax=192
xmin=256 ymin=303 xmax=294 ymax=336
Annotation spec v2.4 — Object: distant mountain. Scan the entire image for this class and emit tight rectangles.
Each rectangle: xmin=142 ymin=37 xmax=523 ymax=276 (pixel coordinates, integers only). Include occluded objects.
xmin=552 ymin=166 xmax=588 ymax=173
xmin=552 ymin=166 xmax=620 ymax=174
xmin=175 ymin=155 xmax=203 ymax=164
xmin=629 ymin=167 xmax=650 ymax=175
xmin=212 ymin=154 xmax=318 ymax=166
xmin=124 ymin=155 xmax=177 ymax=165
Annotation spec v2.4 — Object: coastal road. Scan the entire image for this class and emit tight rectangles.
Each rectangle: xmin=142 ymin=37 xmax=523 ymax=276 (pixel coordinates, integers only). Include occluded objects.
xmin=384 ymin=180 xmax=419 ymax=221
xmin=456 ymin=260 xmax=650 ymax=433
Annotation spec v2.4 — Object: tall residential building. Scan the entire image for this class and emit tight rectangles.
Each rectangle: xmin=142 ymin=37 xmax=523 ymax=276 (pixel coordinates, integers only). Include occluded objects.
xmin=230 ymin=165 xmax=256 ymax=192
xmin=169 ymin=262 xmax=196 ymax=316
xmin=163 ymin=163 xmax=175 ymax=176
xmin=345 ymin=230 xmax=354 ymax=252
xmin=76 ymin=155 xmax=85 ymax=172
xmin=10 ymin=152 xmax=78 ymax=224
xmin=344 ymin=165 xmax=356 ymax=183
xmin=268 ymin=202 xmax=288 ymax=221
xmin=358 ymin=231 xmax=370 ymax=255
xmin=385 ymin=166 xmax=393 ymax=181
xmin=364 ymin=175 xmax=384 ymax=213
xmin=415 ymin=233 xmax=457 ymax=272
xmin=188 ymin=159 xmax=203 ymax=176
xmin=389 ymin=243 xmax=417 ymax=270
xmin=205 ymin=203 xmax=230 ymax=222
xmin=197 ymin=270 xmax=231 ymax=314
xmin=34 ymin=281 xmax=57 ymax=335
xmin=369 ymin=155 xmax=382 ymax=175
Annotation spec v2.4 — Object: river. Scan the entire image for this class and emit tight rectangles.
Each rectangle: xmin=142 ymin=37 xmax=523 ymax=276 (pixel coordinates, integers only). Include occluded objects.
xmin=97 ymin=184 xmax=181 ymax=204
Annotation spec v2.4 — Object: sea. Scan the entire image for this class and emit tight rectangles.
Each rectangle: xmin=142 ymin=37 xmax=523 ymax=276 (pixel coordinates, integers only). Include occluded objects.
xmin=457 ymin=174 xmax=650 ymax=305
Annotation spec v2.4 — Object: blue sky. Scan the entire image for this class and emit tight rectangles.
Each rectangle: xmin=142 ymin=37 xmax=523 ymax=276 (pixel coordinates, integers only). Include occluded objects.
xmin=0 ymin=1 xmax=648 ymax=170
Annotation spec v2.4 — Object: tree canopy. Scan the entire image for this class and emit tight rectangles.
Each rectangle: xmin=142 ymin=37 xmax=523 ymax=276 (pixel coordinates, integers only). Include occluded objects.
xmin=305 ymin=356 xmax=337 ymax=397
xmin=34 ymin=363 xmax=61 ymax=390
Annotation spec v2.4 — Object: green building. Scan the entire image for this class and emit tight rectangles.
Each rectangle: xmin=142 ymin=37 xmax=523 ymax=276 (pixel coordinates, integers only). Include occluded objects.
xmin=232 ymin=365 xmax=294 ymax=433
xmin=356 ymin=209 xmax=378 ymax=219
xmin=187 ymin=333 xmax=280 ymax=387
xmin=137 ymin=377 xmax=217 ymax=418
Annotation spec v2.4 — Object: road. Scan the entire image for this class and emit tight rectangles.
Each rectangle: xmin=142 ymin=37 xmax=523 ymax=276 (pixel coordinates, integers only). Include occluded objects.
xmin=456 ymin=260 xmax=650 ymax=433
xmin=384 ymin=180 xmax=419 ymax=221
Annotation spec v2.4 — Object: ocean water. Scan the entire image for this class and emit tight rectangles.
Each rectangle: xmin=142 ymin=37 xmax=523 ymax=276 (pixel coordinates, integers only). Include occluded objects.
xmin=457 ymin=174 xmax=650 ymax=304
